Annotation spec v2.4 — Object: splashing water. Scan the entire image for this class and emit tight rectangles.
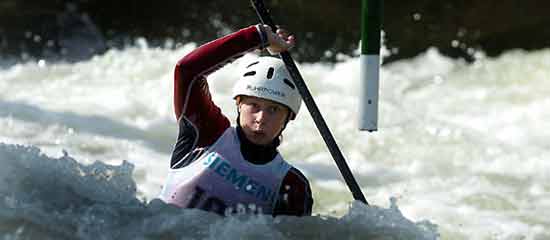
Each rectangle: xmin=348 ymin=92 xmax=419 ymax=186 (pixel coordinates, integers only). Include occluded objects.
xmin=1 ymin=40 xmax=549 ymax=239
xmin=0 ymin=144 xmax=437 ymax=239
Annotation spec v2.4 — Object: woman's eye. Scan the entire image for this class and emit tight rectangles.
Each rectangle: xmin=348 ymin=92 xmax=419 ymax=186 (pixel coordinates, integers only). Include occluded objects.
xmin=248 ymin=103 xmax=259 ymax=110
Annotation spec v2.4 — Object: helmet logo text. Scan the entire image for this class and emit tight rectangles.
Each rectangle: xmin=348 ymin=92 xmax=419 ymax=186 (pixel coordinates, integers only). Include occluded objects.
xmin=246 ymin=85 xmax=286 ymax=98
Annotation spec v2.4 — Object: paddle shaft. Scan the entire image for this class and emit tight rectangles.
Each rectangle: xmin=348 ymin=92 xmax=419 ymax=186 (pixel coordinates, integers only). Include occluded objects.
xmin=250 ymin=0 xmax=368 ymax=205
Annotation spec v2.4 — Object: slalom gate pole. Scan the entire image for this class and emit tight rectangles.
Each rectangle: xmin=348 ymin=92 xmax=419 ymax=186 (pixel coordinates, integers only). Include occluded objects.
xmin=250 ymin=0 xmax=368 ymax=205
xmin=359 ymin=0 xmax=382 ymax=132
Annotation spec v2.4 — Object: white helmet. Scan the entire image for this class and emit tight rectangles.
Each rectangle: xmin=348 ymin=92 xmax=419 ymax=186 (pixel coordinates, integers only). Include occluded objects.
xmin=232 ymin=57 xmax=302 ymax=120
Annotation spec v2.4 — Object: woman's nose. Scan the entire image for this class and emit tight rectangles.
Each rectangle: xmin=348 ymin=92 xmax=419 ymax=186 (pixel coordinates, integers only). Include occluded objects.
xmin=254 ymin=109 xmax=267 ymax=123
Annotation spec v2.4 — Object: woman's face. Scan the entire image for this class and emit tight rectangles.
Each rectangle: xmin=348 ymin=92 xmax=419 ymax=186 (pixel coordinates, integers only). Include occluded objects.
xmin=237 ymin=96 xmax=290 ymax=145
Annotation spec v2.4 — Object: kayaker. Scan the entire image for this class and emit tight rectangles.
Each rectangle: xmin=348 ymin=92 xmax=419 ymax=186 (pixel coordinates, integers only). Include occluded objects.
xmin=158 ymin=24 xmax=313 ymax=216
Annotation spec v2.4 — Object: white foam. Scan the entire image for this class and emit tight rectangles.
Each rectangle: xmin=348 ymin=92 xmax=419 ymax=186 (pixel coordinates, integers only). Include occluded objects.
xmin=1 ymin=42 xmax=550 ymax=239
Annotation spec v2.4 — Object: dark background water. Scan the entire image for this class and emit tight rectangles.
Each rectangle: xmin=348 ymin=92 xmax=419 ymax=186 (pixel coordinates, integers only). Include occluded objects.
xmin=1 ymin=0 xmax=549 ymax=62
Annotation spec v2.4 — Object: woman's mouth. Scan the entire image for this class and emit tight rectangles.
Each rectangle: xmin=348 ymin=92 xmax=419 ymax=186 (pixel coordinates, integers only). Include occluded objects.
xmin=252 ymin=130 xmax=265 ymax=137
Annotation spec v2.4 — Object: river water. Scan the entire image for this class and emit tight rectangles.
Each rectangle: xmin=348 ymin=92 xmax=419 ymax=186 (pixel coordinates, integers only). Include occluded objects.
xmin=1 ymin=38 xmax=549 ymax=239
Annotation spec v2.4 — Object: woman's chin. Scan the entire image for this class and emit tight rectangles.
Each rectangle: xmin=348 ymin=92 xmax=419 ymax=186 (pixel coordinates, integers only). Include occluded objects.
xmin=250 ymin=137 xmax=269 ymax=146
xmin=249 ymin=134 xmax=271 ymax=145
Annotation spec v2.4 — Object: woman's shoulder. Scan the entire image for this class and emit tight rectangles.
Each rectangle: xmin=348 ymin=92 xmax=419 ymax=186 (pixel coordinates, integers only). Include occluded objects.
xmin=283 ymin=167 xmax=311 ymax=188
xmin=275 ymin=166 xmax=313 ymax=216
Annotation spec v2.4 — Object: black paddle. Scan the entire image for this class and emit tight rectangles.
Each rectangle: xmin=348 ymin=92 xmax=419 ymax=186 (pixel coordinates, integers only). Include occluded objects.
xmin=251 ymin=0 xmax=369 ymax=205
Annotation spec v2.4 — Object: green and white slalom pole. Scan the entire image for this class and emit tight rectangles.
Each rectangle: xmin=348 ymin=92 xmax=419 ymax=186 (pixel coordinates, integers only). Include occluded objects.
xmin=359 ymin=0 xmax=382 ymax=132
